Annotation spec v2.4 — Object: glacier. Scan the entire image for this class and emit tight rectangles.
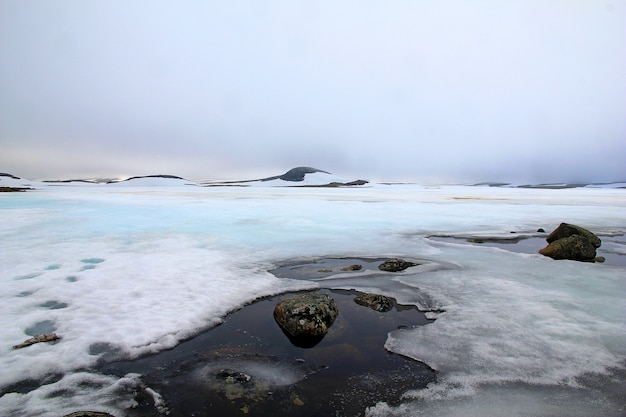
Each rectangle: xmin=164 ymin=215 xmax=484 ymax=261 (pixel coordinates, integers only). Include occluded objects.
xmin=0 ymin=181 xmax=624 ymax=416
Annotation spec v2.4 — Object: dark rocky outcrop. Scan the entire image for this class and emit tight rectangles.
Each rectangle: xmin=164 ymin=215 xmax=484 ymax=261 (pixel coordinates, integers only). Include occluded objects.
xmin=545 ymin=223 xmax=601 ymax=248
xmin=0 ymin=186 xmax=31 ymax=192
xmin=539 ymin=223 xmax=601 ymax=262
xmin=378 ymin=258 xmax=417 ymax=272
xmin=354 ymin=293 xmax=395 ymax=312
xmin=63 ymin=412 xmax=115 ymax=417
xmin=341 ymin=264 xmax=363 ymax=271
xmin=273 ymin=292 xmax=338 ymax=348
xmin=261 ymin=167 xmax=331 ymax=182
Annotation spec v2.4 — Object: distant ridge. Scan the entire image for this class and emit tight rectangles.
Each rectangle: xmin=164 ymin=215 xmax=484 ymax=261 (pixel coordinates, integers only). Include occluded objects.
xmin=0 ymin=173 xmax=21 ymax=180
xmin=107 ymin=174 xmax=187 ymax=184
xmin=472 ymin=181 xmax=626 ymax=189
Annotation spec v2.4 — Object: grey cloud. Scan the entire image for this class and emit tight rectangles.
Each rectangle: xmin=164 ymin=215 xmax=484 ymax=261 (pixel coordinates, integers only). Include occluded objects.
xmin=1 ymin=1 xmax=625 ymax=182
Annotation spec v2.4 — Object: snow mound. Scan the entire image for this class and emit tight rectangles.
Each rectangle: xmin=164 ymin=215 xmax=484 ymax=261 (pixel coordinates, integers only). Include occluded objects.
xmin=0 ymin=173 xmax=41 ymax=189
xmin=106 ymin=175 xmax=199 ymax=187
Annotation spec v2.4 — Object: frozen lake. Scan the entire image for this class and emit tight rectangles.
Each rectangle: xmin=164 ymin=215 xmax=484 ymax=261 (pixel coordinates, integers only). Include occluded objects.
xmin=1 ymin=183 xmax=625 ymax=416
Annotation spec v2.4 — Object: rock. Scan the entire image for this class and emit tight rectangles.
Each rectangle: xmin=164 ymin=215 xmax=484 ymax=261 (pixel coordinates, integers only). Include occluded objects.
xmin=63 ymin=413 xmax=115 ymax=417
xmin=273 ymin=292 xmax=339 ymax=348
xmin=341 ymin=264 xmax=362 ymax=271
xmin=539 ymin=234 xmax=597 ymax=261
xmin=539 ymin=223 xmax=603 ymax=262
xmin=13 ymin=333 xmax=60 ymax=349
xmin=595 ymin=256 xmax=606 ymax=263
xmin=216 ymin=368 xmax=252 ymax=384
xmin=354 ymin=293 xmax=395 ymax=312
xmin=546 ymin=223 xmax=601 ymax=248
xmin=537 ymin=228 xmax=546 ymax=233
xmin=378 ymin=258 xmax=417 ymax=272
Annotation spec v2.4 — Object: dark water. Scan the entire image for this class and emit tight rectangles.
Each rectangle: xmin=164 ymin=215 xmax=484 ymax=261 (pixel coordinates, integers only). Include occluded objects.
xmin=98 ymin=289 xmax=435 ymax=417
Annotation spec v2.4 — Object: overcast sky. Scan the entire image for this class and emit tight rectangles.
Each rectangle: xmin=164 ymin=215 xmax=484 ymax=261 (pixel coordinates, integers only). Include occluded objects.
xmin=1 ymin=1 xmax=625 ymax=183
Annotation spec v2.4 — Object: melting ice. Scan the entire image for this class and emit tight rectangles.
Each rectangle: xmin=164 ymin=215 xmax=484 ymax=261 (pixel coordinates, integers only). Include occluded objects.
xmin=0 ymin=183 xmax=625 ymax=416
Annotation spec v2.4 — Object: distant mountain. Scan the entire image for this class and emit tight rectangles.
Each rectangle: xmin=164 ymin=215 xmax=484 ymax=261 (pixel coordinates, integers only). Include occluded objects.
xmin=106 ymin=174 xmax=187 ymax=184
xmin=202 ymin=167 xmax=369 ymax=187
xmin=260 ymin=167 xmax=332 ymax=182
xmin=0 ymin=173 xmax=36 ymax=191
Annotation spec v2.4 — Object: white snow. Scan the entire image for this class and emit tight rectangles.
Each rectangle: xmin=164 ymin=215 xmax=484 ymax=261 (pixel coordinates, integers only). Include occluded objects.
xmin=0 ymin=182 xmax=624 ymax=416
xmin=106 ymin=176 xmax=198 ymax=187
xmin=0 ymin=174 xmax=43 ymax=189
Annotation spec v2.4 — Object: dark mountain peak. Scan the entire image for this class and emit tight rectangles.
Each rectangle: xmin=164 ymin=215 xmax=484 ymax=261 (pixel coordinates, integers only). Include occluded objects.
xmin=261 ymin=167 xmax=331 ymax=182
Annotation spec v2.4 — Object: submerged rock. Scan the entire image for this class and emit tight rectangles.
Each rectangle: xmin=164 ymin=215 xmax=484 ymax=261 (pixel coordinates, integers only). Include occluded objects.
xmin=341 ymin=264 xmax=363 ymax=271
xmin=378 ymin=258 xmax=417 ymax=272
xmin=354 ymin=293 xmax=395 ymax=312
xmin=63 ymin=413 xmax=115 ymax=417
xmin=273 ymin=292 xmax=339 ymax=348
xmin=539 ymin=223 xmax=601 ymax=262
xmin=216 ymin=368 xmax=252 ymax=384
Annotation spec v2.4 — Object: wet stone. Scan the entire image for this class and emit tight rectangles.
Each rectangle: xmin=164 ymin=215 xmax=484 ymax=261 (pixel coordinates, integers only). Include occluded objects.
xmin=354 ymin=293 xmax=395 ymax=312
xmin=217 ymin=368 xmax=252 ymax=384
xmin=273 ymin=292 xmax=339 ymax=348
xmin=378 ymin=258 xmax=417 ymax=272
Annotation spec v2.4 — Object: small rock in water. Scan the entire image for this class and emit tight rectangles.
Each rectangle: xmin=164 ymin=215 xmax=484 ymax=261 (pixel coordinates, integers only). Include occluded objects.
xmin=341 ymin=264 xmax=362 ymax=271
xmin=354 ymin=293 xmax=395 ymax=312
xmin=537 ymin=228 xmax=546 ymax=233
xmin=378 ymin=258 xmax=417 ymax=272
xmin=216 ymin=368 xmax=252 ymax=384
xmin=63 ymin=413 xmax=115 ymax=417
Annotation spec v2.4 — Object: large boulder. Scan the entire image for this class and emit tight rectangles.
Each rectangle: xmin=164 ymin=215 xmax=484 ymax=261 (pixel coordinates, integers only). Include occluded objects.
xmin=546 ymin=223 xmax=601 ymax=248
xmin=273 ymin=292 xmax=339 ymax=348
xmin=539 ymin=223 xmax=601 ymax=262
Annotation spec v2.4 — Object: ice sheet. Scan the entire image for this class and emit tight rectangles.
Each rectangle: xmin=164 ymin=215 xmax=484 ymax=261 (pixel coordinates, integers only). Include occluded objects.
xmin=1 ymin=184 xmax=624 ymax=416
